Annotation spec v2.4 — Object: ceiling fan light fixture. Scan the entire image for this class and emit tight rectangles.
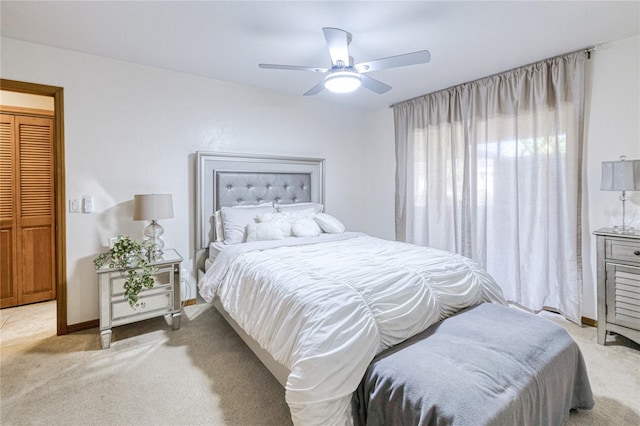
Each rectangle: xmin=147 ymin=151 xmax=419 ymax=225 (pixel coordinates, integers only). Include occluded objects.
xmin=324 ymin=71 xmax=361 ymax=93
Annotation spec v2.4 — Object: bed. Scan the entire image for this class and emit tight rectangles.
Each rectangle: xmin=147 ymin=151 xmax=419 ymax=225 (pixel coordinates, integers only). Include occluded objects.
xmin=196 ymin=152 xmax=594 ymax=425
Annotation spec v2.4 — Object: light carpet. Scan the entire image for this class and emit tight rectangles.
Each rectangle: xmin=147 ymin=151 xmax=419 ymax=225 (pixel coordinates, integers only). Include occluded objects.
xmin=1 ymin=303 xmax=638 ymax=425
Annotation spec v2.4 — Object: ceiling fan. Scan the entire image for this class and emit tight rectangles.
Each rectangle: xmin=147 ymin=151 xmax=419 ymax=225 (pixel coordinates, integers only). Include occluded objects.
xmin=258 ymin=27 xmax=431 ymax=96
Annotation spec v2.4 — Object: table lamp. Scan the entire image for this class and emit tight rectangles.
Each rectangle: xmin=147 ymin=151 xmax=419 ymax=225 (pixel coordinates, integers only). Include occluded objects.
xmin=133 ymin=193 xmax=174 ymax=259
xmin=601 ymin=156 xmax=640 ymax=234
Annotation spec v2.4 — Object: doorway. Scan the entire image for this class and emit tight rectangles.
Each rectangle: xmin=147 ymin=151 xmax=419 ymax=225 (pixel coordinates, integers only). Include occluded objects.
xmin=0 ymin=79 xmax=67 ymax=335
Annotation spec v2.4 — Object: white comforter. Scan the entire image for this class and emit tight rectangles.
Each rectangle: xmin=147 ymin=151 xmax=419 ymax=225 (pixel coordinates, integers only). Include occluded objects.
xmin=199 ymin=233 xmax=507 ymax=426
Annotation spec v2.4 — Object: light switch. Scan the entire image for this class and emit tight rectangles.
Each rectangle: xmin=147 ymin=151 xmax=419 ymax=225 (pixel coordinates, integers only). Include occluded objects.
xmin=69 ymin=199 xmax=80 ymax=213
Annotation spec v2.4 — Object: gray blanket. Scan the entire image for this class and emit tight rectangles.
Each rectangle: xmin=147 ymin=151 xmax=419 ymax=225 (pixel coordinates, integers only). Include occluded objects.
xmin=352 ymin=303 xmax=594 ymax=425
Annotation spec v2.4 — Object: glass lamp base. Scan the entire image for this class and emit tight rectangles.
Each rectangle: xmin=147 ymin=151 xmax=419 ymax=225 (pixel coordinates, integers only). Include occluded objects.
xmin=613 ymin=225 xmax=636 ymax=235
xmin=143 ymin=220 xmax=165 ymax=260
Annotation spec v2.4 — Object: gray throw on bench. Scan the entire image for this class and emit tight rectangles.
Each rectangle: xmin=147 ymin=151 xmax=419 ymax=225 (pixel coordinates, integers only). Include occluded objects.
xmin=352 ymin=303 xmax=594 ymax=425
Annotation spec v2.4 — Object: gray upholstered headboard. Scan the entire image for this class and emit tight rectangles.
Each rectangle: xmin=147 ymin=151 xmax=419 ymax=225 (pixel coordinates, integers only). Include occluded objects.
xmin=196 ymin=152 xmax=325 ymax=249
xmin=216 ymin=172 xmax=312 ymax=207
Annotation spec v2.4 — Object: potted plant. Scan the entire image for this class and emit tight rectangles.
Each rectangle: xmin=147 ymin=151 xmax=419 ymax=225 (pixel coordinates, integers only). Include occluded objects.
xmin=93 ymin=235 xmax=156 ymax=308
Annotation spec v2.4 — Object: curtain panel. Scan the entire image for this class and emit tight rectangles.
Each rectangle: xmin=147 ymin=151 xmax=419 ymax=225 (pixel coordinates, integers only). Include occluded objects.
xmin=394 ymin=51 xmax=587 ymax=323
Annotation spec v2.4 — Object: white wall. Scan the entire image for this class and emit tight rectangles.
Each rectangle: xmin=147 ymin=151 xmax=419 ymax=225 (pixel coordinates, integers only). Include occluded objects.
xmin=363 ymin=107 xmax=396 ymax=240
xmin=1 ymin=37 xmax=370 ymax=325
xmin=0 ymin=90 xmax=54 ymax=110
xmin=366 ymin=35 xmax=640 ymax=321
xmin=2 ymin=34 xmax=637 ymax=325
xmin=583 ymin=35 xmax=640 ymax=319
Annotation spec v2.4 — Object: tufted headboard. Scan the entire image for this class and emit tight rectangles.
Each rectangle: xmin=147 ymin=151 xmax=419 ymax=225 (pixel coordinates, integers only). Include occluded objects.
xmin=196 ymin=152 xmax=325 ymax=249
xmin=216 ymin=172 xmax=312 ymax=207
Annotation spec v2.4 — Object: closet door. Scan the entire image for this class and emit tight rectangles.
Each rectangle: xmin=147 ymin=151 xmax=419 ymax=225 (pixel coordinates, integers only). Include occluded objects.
xmin=0 ymin=113 xmax=56 ymax=308
xmin=16 ymin=114 xmax=56 ymax=305
xmin=0 ymin=114 xmax=17 ymax=307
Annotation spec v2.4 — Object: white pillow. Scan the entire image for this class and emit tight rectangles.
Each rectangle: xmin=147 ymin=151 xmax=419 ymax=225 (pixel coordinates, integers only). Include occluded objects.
xmin=214 ymin=210 xmax=224 ymax=242
xmin=220 ymin=205 xmax=275 ymax=244
xmin=314 ymin=213 xmax=345 ymax=234
xmin=291 ymin=218 xmax=322 ymax=237
xmin=276 ymin=202 xmax=324 ymax=214
xmin=214 ymin=202 xmax=273 ymax=242
xmin=257 ymin=208 xmax=316 ymax=224
xmin=246 ymin=222 xmax=289 ymax=242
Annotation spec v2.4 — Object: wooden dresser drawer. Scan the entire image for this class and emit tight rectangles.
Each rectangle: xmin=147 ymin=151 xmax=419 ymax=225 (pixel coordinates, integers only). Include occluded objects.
xmin=606 ymin=240 xmax=640 ymax=263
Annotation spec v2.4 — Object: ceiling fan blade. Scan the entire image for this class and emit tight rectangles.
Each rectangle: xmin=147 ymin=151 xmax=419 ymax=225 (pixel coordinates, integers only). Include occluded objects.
xmin=322 ymin=27 xmax=350 ymax=67
xmin=355 ymin=50 xmax=431 ymax=73
xmin=303 ymin=81 xmax=325 ymax=96
xmin=360 ymin=74 xmax=392 ymax=94
xmin=259 ymin=64 xmax=329 ymax=73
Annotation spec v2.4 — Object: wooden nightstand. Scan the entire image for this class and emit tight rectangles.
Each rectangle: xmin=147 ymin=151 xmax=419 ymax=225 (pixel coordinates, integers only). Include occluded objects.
xmin=96 ymin=248 xmax=183 ymax=349
xmin=593 ymin=228 xmax=640 ymax=346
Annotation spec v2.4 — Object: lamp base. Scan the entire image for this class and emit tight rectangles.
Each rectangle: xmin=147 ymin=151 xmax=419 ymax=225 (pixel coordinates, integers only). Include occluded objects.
xmin=613 ymin=225 xmax=636 ymax=235
xmin=143 ymin=220 xmax=165 ymax=260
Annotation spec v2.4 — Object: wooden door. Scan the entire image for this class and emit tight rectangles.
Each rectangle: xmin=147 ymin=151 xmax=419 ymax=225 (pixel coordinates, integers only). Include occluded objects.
xmin=0 ymin=114 xmax=17 ymax=306
xmin=0 ymin=113 xmax=56 ymax=308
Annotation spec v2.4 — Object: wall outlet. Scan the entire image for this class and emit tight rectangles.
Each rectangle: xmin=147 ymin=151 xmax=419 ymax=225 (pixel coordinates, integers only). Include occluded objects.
xmin=82 ymin=195 xmax=93 ymax=213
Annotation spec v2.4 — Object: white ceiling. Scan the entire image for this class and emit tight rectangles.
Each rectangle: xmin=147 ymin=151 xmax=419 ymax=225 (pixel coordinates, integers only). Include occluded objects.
xmin=2 ymin=1 xmax=639 ymax=110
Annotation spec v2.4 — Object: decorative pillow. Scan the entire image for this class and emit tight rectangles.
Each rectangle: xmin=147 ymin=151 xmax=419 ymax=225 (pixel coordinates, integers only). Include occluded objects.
xmin=276 ymin=202 xmax=324 ymax=214
xmin=245 ymin=221 xmax=289 ymax=242
xmin=257 ymin=208 xmax=316 ymax=225
xmin=220 ymin=205 xmax=275 ymax=244
xmin=314 ymin=213 xmax=345 ymax=234
xmin=291 ymin=218 xmax=322 ymax=237
xmin=214 ymin=210 xmax=224 ymax=242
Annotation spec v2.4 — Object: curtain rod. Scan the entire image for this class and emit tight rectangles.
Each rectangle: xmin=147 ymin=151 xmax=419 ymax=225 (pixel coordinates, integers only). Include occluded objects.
xmin=389 ymin=45 xmax=598 ymax=109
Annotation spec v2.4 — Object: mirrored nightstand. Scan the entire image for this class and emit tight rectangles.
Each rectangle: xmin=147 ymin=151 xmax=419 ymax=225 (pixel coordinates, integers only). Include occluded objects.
xmin=96 ymin=248 xmax=183 ymax=349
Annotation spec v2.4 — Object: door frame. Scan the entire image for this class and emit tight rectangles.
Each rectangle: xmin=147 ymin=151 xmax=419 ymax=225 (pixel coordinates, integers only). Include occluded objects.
xmin=1 ymin=78 xmax=67 ymax=335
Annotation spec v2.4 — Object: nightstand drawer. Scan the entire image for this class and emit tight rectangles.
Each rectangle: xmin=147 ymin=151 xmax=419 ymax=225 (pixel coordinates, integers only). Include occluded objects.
xmin=110 ymin=267 xmax=173 ymax=297
xmin=606 ymin=240 xmax=640 ymax=263
xmin=111 ymin=292 xmax=172 ymax=322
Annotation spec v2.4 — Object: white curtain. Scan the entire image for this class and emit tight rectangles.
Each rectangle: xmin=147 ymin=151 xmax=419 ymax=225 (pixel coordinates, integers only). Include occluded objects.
xmin=394 ymin=51 xmax=586 ymax=323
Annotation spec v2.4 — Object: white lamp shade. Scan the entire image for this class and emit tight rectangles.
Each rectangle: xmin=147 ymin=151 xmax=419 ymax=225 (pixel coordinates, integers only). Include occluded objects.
xmin=601 ymin=159 xmax=640 ymax=191
xmin=133 ymin=194 xmax=174 ymax=220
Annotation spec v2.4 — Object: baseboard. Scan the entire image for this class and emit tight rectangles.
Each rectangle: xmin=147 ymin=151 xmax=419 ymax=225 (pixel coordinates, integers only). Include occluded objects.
xmin=581 ymin=317 xmax=597 ymax=327
xmin=182 ymin=298 xmax=197 ymax=307
xmin=66 ymin=319 xmax=99 ymax=334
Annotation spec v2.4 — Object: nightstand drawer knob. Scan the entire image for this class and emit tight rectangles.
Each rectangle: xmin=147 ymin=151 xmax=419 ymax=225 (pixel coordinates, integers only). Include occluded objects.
xmin=634 ymin=250 xmax=640 ymax=256
xmin=140 ymin=301 xmax=146 ymax=308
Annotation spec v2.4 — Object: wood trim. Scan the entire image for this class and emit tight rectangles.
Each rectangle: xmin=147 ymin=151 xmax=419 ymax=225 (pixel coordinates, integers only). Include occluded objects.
xmin=0 ymin=105 xmax=54 ymax=117
xmin=53 ymin=88 xmax=66 ymax=336
xmin=582 ymin=317 xmax=597 ymax=327
xmin=0 ymin=79 xmax=67 ymax=335
xmin=182 ymin=298 xmax=197 ymax=307
xmin=66 ymin=319 xmax=99 ymax=334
